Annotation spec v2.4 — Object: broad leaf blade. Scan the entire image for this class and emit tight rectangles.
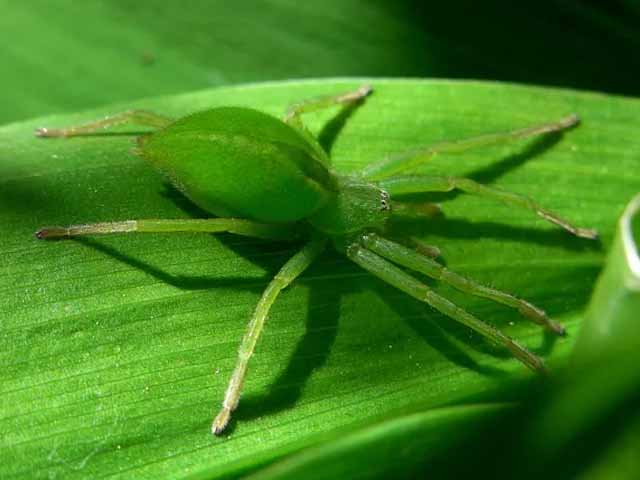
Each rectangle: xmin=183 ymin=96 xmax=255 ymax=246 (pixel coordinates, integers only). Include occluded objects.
xmin=1 ymin=79 xmax=638 ymax=478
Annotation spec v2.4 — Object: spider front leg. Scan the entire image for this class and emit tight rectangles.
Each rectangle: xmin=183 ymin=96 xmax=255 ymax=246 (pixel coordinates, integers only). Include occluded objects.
xmin=36 ymin=218 xmax=300 ymax=241
xmin=283 ymin=84 xmax=372 ymax=126
xmin=361 ymin=114 xmax=579 ymax=180
xmin=361 ymin=233 xmax=564 ymax=335
xmin=282 ymin=84 xmax=373 ymax=167
xmin=381 ymin=175 xmax=597 ymax=239
xmin=35 ymin=110 xmax=172 ymax=137
xmin=346 ymin=241 xmax=546 ymax=373
xmin=212 ymin=236 xmax=327 ymax=434
xmin=40 ymin=219 xmax=326 ymax=434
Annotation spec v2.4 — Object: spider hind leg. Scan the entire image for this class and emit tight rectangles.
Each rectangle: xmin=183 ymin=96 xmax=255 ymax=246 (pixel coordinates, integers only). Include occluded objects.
xmin=347 ymin=238 xmax=547 ymax=373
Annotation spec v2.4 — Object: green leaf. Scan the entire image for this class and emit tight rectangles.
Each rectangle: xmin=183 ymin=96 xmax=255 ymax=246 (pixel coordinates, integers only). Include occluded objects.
xmin=4 ymin=1 xmax=640 ymax=124
xmin=527 ymin=193 xmax=640 ymax=479
xmin=574 ymin=193 xmax=640 ymax=359
xmin=242 ymin=403 xmax=512 ymax=480
xmin=0 ymin=1 xmax=431 ymax=124
xmin=535 ymin=194 xmax=640 ymax=470
xmin=1 ymin=79 xmax=638 ymax=479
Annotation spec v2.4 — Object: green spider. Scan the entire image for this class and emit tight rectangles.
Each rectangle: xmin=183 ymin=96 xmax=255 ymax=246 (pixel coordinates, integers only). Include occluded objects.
xmin=35 ymin=85 xmax=597 ymax=435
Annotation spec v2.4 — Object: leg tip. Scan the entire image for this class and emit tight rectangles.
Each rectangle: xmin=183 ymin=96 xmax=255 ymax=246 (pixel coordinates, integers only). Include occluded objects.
xmin=212 ymin=409 xmax=231 ymax=436
xmin=358 ymin=84 xmax=374 ymax=97
xmin=518 ymin=304 xmax=566 ymax=336
xmin=34 ymin=127 xmax=64 ymax=138
xmin=35 ymin=228 xmax=50 ymax=239
xmin=576 ymin=227 xmax=599 ymax=240
xmin=537 ymin=359 xmax=551 ymax=376
xmin=551 ymin=321 xmax=567 ymax=337
xmin=562 ymin=114 xmax=580 ymax=129
xmin=35 ymin=227 xmax=67 ymax=239
xmin=524 ymin=350 xmax=549 ymax=374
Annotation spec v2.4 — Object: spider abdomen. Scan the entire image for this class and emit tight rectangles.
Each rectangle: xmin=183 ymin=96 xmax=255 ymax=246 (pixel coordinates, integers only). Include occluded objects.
xmin=138 ymin=107 xmax=337 ymax=223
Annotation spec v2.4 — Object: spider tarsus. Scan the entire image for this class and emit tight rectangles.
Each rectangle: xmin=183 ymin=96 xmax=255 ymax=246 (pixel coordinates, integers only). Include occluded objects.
xmin=34 ymin=127 xmax=65 ymax=138
xmin=35 ymin=227 xmax=67 ymax=239
xmin=561 ymin=113 xmax=580 ymax=129
xmin=575 ymin=227 xmax=599 ymax=240
xmin=549 ymin=320 xmax=566 ymax=337
xmin=536 ymin=359 xmax=550 ymax=375
xmin=357 ymin=84 xmax=373 ymax=98
xmin=212 ymin=409 xmax=231 ymax=436
xmin=338 ymin=84 xmax=373 ymax=104
xmin=517 ymin=346 xmax=548 ymax=374
xmin=412 ymin=240 xmax=441 ymax=259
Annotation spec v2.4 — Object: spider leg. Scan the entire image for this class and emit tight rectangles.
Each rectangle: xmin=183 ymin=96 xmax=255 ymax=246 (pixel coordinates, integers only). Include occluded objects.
xmin=212 ymin=236 xmax=327 ymax=434
xmin=35 ymin=218 xmax=302 ymax=242
xmin=283 ymin=84 xmax=372 ymax=126
xmin=346 ymin=241 xmax=546 ymax=373
xmin=35 ymin=110 xmax=172 ymax=138
xmin=361 ymin=233 xmax=564 ymax=335
xmin=382 ymin=175 xmax=597 ymax=239
xmin=361 ymin=115 xmax=578 ymax=180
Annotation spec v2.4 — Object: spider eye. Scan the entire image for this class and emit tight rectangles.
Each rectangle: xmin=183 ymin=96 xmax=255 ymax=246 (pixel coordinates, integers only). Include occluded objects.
xmin=380 ymin=190 xmax=391 ymax=211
